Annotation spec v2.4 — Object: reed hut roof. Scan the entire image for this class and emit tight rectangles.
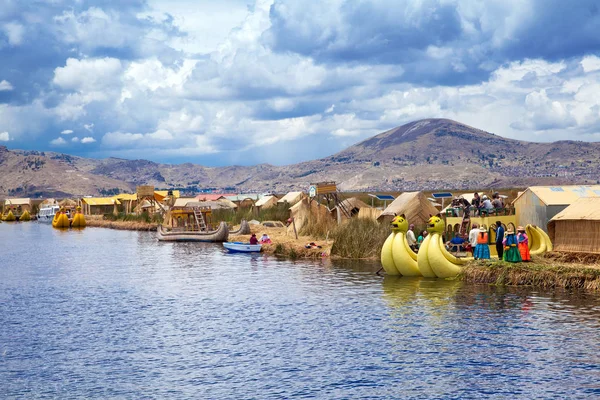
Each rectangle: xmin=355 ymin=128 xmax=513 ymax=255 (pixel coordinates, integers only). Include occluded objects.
xmin=59 ymin=198 xmax=78 ymax=207
xmin=513 ymin=185 xmax=600 ymax=206
xmin=183 ymin=200 xmax=237 ymax=210
xmin=255 ymin=195 xmax=278 ymax=208
xmin=195 ymin=194 xmax=233 ymax=201
xmin=173 ymin=198 xmax=200 ymax=207
xmin=4 ymin=198 xmax=31 ymax=206
xmin=82 ymin=197 xmax=120 ymax=206
xmin=548 ymin=197 xmax=600 ymax=254
xmin=113 ymin=193 xmax=137 ymax=201
xmin=549 ymin=197 xmax=600 ymax=222
xmin=378 ymin=191 xmax=439 ymax=227
xmin=339 ymin=197 xmax=370 ymax=211
xmin=278 ymin=191 xmax=304 ymax=205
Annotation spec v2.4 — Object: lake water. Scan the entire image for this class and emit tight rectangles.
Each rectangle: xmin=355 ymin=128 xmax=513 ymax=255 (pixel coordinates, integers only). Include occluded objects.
xmin=1 ymin=223 xmax=599 ymax=399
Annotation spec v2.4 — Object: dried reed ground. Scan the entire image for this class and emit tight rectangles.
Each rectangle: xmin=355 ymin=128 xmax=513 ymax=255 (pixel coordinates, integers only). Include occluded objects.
xmin=460 ymin=252 xmax=600 ymax=291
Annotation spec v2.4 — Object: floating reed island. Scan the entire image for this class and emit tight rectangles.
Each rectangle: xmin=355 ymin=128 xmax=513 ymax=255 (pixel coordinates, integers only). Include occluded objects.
xmin=459 ymin=253 xmax=600 ymax=291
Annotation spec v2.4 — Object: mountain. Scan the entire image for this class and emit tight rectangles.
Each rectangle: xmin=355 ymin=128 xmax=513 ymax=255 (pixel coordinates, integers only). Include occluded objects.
xmin=1 ymin=118 xmax=599 ymax=197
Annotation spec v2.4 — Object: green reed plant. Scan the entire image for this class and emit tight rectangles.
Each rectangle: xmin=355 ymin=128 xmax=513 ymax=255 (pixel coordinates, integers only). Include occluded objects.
xmin=330 ymin=217 xmax=390 ymax=259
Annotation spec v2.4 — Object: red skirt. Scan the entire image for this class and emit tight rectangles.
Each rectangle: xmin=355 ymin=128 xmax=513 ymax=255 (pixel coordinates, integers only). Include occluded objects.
xmin=518 ymin=242 xmax=531 ymax=261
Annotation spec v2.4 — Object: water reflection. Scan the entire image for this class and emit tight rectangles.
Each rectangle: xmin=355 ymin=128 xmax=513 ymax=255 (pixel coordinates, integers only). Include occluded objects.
xmin=1 ymin=223 xmax=600 ymax=398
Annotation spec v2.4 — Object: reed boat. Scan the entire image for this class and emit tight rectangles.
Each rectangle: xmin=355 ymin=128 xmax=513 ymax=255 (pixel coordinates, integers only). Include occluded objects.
xmin=157 ymin=221 xmax=229 ymax=242
xmin=229 ymin=219 xmax=251 ymax=235
xmin=223 ymin=241 xmax=262 ymax=253
xmin=157 ymin=205 xmax=229 ymax=242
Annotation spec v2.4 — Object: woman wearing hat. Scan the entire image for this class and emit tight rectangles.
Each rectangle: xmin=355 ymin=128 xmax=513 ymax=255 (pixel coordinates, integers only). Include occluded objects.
xmin=473 ymin=225 xmax=490 ymax=260
xmin=516 ymin=226 xmax=531 ymax=261
xmin=502 ymin=227 xmax=522 ymax=263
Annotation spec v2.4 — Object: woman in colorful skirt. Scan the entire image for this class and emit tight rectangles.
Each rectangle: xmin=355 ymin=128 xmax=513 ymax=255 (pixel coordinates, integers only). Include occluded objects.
xmin=473 ymin=226 xmax=490 ymax=259
xmin=502 ymin=227 xmax=522 ymax=263
xmin=516 ymin=226 xmax=531 ymax=261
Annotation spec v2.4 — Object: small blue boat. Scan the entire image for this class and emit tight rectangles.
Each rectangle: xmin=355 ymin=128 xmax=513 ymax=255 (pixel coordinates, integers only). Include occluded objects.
xmin=223 ymin=241 xmax=262 ymax=253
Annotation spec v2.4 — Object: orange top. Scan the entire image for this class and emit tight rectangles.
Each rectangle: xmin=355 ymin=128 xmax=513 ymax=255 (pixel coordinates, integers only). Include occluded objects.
xmin=476 ymin=232 xmax=488 ymax=244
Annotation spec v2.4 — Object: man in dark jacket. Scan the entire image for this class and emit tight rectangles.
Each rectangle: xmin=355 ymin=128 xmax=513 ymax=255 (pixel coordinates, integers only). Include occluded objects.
xmin=495 ymin=221 xmax=504 ymax=259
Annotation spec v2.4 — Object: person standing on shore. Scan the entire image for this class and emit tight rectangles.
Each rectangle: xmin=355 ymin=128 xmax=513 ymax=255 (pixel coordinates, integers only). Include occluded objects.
xmin=516 ymin=226 xmax=531 ymax=261
xmin=468 ymin=223 xmax=479 ymax=254
xmin=502 ymin=227 xmax=522 ymax=263
xmin=407 ymin=224 xmax=417 ymax=251
xmin=495 ymin=221 xmax=504 ymax=259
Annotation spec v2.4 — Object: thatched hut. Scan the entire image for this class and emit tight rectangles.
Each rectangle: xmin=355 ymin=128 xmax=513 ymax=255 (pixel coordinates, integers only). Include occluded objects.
xmin=548 ymin=197 xmax=600 ymax=254
xmin=253 ymin=195 xmax=278 ymax=212
xmin=378 ymin=191 xmax=439 ymax=228
xmin=82 ymin=197 xmax=120 ymax=215
xmin=513 ymin=185 xmax=600 ymax=232
xmin=278 ymin=191 xmax=304 ymax=206
xmin=288 ymin=197 xmax=332 ymax=234
xmin=3 ymin=198 xmax=33 ymax=214
xmin=334 ymin=197 xmax=371 ymax=223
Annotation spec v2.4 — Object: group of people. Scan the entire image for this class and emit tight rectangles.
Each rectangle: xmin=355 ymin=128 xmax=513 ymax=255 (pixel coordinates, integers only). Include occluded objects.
xmin=405 ymin=224 xmax=429 ymax=252
xmin=249 ymin=233 xmax=272 ymax=245
xmin=465 ymin=221 xmax=530 ymax=262
xmin=471 ymin=192 xmax=505 ymax=215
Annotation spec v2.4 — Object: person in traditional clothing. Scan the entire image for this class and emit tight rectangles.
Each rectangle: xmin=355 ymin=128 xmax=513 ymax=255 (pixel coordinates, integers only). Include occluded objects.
xmin=473 ymin=226 xmax=490 ymax=259
xmin=502 ymin=227 xmax=522 ymax=263
xmin=516 ymin=226 xmax=531 ymax=261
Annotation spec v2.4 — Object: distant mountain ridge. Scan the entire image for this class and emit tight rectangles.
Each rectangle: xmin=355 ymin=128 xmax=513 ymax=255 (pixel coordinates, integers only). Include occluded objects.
xmin=1 ymin=118 xmax=599 ymax=197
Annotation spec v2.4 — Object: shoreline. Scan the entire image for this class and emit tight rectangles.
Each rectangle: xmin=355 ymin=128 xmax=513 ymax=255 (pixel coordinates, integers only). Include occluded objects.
xmin=83 ymin=218 xmax=600 ymax=291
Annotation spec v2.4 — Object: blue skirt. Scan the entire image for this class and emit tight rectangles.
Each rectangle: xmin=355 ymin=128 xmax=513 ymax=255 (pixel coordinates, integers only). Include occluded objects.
xmin=474 ymin=244 xmax=490 ymax=259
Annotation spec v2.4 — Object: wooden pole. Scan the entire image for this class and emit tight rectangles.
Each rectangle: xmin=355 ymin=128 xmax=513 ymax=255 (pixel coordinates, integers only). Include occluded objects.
xmin=292 ymin=217 xmax=298 ymax=240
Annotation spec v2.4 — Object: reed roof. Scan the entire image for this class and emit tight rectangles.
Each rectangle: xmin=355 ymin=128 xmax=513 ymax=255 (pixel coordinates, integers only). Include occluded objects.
xmin=550 ymin=197 xmax=600 ymax=221
xmin=378 ymin=191 xmax=439 ymax=227
xmin=278 ymin=191 xmax=304 ymax=205
xmin=4 ymin=198 xmax=31 ymax=206
xmin=82 ymin=197 xmax=120 ymax=206
xmin=513 ymin=185 xmax=600 ymax=206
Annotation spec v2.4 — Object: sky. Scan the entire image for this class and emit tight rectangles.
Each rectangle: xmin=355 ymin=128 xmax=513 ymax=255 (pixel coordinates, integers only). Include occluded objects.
xmin=0 ymin=0 xmax=599 ymax=166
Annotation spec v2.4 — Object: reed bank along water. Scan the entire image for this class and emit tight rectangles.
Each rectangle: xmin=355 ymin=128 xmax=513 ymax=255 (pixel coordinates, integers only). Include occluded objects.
xmin=1 ymin=222 xmax=600 ymax=398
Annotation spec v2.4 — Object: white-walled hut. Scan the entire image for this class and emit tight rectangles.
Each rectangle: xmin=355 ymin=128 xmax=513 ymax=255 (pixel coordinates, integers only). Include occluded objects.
xmin=378 ymin=191 xmax=439 ymax=228
xmin=513 ymin=185 xmax=600 ymax=232
xmin=548 ymin=197 xmax=600 ymax=254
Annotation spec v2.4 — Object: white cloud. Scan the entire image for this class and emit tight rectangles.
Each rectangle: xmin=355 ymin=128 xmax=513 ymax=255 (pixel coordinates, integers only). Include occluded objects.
xmin=3 ymin=22 xmax=25 ymax=46
xmin=71 ymin=137 xmax=80 ymax=142
xmin=84 ymin=123 xmax=94 ymax=132
xmin=53 ymin=57 xmax=123 ymax=91
xmin=50 ymin=137 xmax=67 ymax=145
xmin=0 ymin=131 xmax=10 ymax=141
xmin=0 ymin=80 xmax=13 ymax=91
xmin=81 ymin=136 xmax=96 ymax=143
xmin=61 ymin=129 xmax=74 ymax=134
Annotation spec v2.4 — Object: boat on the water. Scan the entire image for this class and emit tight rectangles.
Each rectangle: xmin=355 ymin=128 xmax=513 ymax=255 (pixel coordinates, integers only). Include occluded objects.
xmin=157 ymin=205 xmax=229 ymax=242
xmin=38 ymin=205 xmax=60 ymax=223
xmin=229 ymin=219 xmax=251 ymax=235
xmin=157 ymin=221 xmax=229 ymax=242
xmin=223 ymin=242 xmax=262 ymax=253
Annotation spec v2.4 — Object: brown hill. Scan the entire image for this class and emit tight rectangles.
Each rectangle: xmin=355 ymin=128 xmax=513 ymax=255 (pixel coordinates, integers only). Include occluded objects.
xmin=1 ymin=119 xmax=599 ymax=197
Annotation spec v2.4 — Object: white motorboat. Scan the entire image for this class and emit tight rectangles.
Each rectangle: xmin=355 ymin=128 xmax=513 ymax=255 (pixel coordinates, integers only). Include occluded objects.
xmin=37 ymin=205 xmax=60 ymax=223
xmin=223 ymin=242 xmax=262 ymax=253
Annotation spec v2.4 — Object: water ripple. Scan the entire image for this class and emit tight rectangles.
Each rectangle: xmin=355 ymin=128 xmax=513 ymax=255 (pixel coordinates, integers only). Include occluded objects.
xmin=1 ymin=223 xmax=599 ymax=399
